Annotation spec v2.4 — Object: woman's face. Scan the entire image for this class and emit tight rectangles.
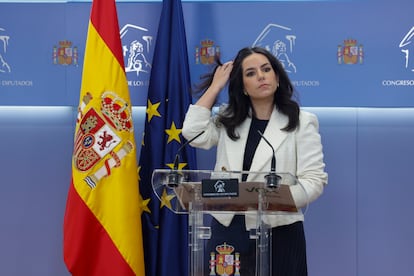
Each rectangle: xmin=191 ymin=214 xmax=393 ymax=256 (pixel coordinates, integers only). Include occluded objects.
xmin=241 ymin=53 xmax=278 ymax=102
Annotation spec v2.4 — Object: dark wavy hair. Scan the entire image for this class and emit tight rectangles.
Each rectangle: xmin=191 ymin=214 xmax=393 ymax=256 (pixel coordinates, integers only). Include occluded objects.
xmin=194 ymin=46 xmax=300 ymax=140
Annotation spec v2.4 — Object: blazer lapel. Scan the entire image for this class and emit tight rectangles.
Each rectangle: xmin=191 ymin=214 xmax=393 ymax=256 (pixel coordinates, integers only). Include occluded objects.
xmin=225 ymin=116 xmax=252 ymax=171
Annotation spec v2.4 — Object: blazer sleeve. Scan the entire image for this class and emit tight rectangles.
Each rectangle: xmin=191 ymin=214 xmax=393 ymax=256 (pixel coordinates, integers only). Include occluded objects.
xmin=290 ymin=111 xmax=328 ymax=208
xmin=182 ymin=104 xmax=220 ymax=150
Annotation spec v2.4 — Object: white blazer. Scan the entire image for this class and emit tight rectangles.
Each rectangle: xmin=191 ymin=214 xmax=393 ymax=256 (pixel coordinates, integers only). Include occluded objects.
xmin=182 ymin=104 xmax=328 ymax=228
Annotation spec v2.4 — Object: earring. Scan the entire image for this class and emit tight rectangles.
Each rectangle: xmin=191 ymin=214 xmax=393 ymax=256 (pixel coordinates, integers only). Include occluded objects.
xmin=243 ymin=90 xmax=248 ymax=96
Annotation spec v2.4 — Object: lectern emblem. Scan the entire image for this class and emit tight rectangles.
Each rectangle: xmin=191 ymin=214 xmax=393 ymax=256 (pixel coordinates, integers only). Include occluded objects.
xmin=209 ymin=242 xmax=240 ymax=275
xmin=214 ymin=180 xmax=226 ymax=193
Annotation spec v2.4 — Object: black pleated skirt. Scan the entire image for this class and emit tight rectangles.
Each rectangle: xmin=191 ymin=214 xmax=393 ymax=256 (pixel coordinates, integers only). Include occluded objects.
xmin=204 ymin=215 xmax=308 ymax=276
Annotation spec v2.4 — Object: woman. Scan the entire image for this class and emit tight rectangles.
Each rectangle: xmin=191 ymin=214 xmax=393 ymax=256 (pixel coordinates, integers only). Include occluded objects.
xmin=182 ymin=46 xmax=328 ymax=275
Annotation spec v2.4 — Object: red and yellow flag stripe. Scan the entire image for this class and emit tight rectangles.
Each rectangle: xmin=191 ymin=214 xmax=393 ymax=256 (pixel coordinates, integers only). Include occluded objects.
xmin=63 ymin=0 xmax=145 ymax=275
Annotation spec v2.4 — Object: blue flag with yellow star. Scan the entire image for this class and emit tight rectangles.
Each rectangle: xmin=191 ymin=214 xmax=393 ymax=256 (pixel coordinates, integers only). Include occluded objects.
xmin=138 ymin=0 xmax=196 ymax=275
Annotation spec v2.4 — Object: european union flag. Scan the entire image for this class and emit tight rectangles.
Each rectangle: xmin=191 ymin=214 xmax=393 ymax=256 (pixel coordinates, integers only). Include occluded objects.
xmin=138 ymin=0 xmax=196 ymax=276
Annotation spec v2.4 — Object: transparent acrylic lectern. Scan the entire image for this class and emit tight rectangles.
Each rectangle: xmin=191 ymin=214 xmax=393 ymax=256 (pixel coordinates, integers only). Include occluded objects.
xmin=152 ymin=169 xmax=308 ymax=276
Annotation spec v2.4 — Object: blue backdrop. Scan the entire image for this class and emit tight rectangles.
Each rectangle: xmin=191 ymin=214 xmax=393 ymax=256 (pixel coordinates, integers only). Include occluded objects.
xmin=1 ymin=0 xmax=414 ymax=107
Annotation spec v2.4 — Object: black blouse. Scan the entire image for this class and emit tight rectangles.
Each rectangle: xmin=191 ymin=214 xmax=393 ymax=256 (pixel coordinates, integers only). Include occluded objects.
xmin=242 ymin=117 xmax=269 ymax=181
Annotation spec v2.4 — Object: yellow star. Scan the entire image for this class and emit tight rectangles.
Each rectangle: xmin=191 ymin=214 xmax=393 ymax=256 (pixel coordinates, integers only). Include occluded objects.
xmin=137 ymin=166 xmax=141 ymax=182
xmin=165 ymin=121 xmax=182 ymax=144
xmin=166 ymin=162 xmax=187 ymax=170
xmin=141 ymin=132 xmax=145 ymax=147
xmin=159 ymin=188 xmax=176 ymax=210
xmin=138 ymin=193 xmax=151 ymax=214
xmin=146 ymin=100 xmax=161 ymax=122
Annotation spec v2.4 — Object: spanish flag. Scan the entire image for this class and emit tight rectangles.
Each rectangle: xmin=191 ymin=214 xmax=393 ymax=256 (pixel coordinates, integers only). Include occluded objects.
xmin=63 ymin=0 xmax=145 ymax=275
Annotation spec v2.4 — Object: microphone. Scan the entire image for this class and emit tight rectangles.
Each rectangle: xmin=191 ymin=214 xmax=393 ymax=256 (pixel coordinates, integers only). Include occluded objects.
xmin=257 ymin=130 xmax=281 ymax=188
xmin=167 ymin=130 xmax=205 ymax=187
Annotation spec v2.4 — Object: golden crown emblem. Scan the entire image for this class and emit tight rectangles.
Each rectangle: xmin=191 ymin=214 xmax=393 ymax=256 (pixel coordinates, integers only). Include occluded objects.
xmin=100 ymin=91 xmax=133 ymax=132
xmin=201 ymin=39 xmax=214 ymax=48
xmin=216 ymin=243 xmax=235 ymax=255
xmin=344 ymin=39 xmax=357 ymax=47
xmin=59 ymin=40 xmax=72 ymax=48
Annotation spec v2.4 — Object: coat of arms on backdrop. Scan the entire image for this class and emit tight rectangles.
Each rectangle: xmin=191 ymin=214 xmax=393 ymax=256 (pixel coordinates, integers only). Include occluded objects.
xmin=195 ymin=39 xmax=220 ymax=65
xmin=337 ymin=39 xmax=364 ymax=64
xmin=53 ymin=40 xmax=79 ymax=66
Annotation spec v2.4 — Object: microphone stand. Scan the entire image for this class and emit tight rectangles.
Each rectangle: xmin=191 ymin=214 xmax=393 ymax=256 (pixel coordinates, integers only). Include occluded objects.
xmin=257 ymin=130 xmax=281 ymax=188
xmin=167 ymin=154 xmax=182 ymax=187
xmin=167 ymin=131 xmax=205 ymax=187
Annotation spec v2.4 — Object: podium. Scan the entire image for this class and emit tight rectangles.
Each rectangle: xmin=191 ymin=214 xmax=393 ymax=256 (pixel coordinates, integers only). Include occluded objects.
xmin=152 ymin=169 xmax=308 ymax=276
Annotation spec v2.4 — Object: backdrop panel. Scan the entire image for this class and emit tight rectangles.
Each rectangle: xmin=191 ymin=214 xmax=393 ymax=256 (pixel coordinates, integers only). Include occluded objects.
xmin=1 ymin=1 xmax=414 ymax=106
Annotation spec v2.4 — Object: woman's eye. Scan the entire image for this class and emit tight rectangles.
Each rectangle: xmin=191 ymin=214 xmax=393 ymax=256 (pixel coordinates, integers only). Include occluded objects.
xmin=246 ymin=71 xmax=255 ymax=77
xmin=263 ymin=67 xmax=272 ymax=72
